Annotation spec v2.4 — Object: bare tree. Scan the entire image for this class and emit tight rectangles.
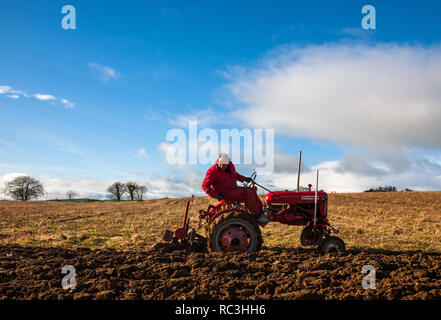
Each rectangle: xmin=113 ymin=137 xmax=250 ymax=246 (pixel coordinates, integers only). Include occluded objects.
xmin=67 ymin=191 xmax=78 ymax=201
xmin=126 ymin=182 xmax=139 ymax=201
xmin=4 ymin=176 xmax=44 ymax=201
xmin=135 ymin=185 xmax=147 ymax=200
xmin=106 ymin=182 xmax=127 ymax=201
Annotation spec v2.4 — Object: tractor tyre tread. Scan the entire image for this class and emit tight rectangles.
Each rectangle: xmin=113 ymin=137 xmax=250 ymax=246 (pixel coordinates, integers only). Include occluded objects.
xmin=207 ymin=210 xmax=263 ymax=253
xmin=317 ymin=236 xmax=345 ymax=254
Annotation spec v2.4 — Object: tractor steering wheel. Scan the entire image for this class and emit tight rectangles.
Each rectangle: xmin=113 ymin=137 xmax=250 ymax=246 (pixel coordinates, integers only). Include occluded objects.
xmin=246 ymin=171 xmax=257 ymax=188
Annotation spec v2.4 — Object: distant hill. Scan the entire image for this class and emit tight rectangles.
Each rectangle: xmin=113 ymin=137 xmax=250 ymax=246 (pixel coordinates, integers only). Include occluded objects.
xmin=48 ymin=198 xmax=101 ymax=202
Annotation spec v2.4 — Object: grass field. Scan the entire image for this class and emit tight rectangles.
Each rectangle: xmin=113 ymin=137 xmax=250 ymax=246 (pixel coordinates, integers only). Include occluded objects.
xmin=1 ymin=191 xmax=440 ymax=253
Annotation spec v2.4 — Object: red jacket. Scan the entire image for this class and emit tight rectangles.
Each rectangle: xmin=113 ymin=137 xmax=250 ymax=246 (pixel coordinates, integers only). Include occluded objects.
xmin=202 ymin=161 xmax=246 ymax=198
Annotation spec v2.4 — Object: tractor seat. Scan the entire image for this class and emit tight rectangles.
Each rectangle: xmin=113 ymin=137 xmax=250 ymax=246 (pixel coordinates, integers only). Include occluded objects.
xmin=214 ymin=199 xmax=243 ymax=208
xmin=207 ymin=199 xmax=246 ymax=214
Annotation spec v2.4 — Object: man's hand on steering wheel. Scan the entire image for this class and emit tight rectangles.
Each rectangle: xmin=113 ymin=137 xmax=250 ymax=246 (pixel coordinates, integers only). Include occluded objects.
xmin=244 ymin=172 xmax=257 ymax=187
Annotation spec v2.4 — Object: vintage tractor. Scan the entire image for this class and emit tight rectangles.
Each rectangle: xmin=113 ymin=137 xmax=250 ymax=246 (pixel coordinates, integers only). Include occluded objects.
xmin=152 ymin=166 xmax=345 ymax=254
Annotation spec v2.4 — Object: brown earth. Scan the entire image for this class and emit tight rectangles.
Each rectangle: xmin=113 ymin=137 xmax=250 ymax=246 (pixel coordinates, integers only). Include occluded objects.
xmin=1 ymin=192 xmax=441 ymax=300
xmin=1 ymin=245 xmax=440 ymax=300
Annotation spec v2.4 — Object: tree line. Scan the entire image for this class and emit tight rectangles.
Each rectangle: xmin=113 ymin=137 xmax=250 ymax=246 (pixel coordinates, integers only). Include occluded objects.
xmin=2 ymin=175 xmax=148 ymax=201
xmin=106 ymin=181 xmax=147 ymax=201
xmin=364 ymin=186 xmax=413 ymax=192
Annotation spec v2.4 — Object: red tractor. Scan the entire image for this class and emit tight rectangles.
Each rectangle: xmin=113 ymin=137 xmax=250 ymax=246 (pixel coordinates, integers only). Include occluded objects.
xmin=152 ymin=171 xmax=345 ymax=254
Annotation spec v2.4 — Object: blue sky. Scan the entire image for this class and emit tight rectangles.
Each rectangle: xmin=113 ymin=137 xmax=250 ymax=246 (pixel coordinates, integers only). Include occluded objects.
xmin=1 ymin=0 xmax=441 ymax=198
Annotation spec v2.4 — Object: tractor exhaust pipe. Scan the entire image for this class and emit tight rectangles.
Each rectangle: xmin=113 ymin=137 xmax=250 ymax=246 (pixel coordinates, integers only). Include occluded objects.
xmin=297 ymin=151 xmax=302 ymax=192
xmin=314 ymin=169 xmax=319 ymax=228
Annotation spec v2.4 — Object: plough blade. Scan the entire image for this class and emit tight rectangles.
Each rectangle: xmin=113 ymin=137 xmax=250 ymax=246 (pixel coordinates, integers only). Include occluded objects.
xmin=150 ymin=198 xmax=206 ymax=252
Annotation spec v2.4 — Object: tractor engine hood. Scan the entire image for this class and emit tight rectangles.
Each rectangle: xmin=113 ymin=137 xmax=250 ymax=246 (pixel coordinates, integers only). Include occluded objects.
xmin=265 ymin=190 xmax=328 ymax=205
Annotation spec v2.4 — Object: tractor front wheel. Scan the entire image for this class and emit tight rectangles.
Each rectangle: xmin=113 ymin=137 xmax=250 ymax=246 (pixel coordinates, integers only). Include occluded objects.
xmin=300 ymin=225 xmax=323 ymax=246
xmin=208 ymin=211 xmax=263 ymax=253
xmin=318 ymin=236 xmax=345 ymax=254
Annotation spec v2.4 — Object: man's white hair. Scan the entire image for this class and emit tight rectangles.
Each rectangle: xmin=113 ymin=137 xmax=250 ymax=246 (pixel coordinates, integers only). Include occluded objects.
xmin=218 ymin=153 xmax=229 ymax=164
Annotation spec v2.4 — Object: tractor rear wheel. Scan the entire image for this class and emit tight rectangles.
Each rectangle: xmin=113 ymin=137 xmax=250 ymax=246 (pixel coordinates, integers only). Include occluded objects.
xmin=208 ymin=211 xmax=263 ymax=253
xmin=300 ymin=225 xmax=323 ymax=246
xmin=318 ymin=236 xmax=345 ymax=254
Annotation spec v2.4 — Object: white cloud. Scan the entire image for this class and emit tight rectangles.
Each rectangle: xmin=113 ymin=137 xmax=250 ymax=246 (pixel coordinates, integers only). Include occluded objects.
xmin=147 ymin=165 xmax=207 ymax=198
xmin=61 ymin=98 xmax=75 ymax=108
xmin=88 ymin=62 xmax=119 ymax=83
xmin=273 ymin=152 xmax=310 ymax=174
xmin=34 ymin=94 xmax=56 ymax=101
xmin=43 ymin=176 xmax=113 ymax=197
xmin=257 ymin=161 xmax=379 ymax=193
xmin=0 ymin=84 xmax=75 ymax=107
xmin=0 ymin=86 xmax=13 ymax=94
xmin=215 ymin=43 xmax=441 ymax=190
xmin=0 ymin=85 xmax=27 ymax=97
xmin=226 ymin=43 xmax=441 ymax=149
xmin=257 ymin=155 xmax=441 ymax=193
xmin=0 ymin=172 xmax=28 ymax=184
xmin=138 ymin=148 xmax=149 ymax=159
xmin=158 ymin=143 xmax=170 ymax=152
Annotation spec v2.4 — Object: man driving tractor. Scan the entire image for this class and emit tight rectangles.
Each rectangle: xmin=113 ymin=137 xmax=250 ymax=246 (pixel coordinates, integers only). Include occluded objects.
xmin=153 ymin=152 xmax=345 ymax=254
xmin=202 ymin=153 xmax=269 ymax=225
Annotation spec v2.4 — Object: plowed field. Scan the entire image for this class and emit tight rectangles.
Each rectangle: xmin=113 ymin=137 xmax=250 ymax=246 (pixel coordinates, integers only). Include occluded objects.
xmin=1 ymin=192 xmax=441 ymax=300
xmin=1 ymin=245 xmax=440 ymax=300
